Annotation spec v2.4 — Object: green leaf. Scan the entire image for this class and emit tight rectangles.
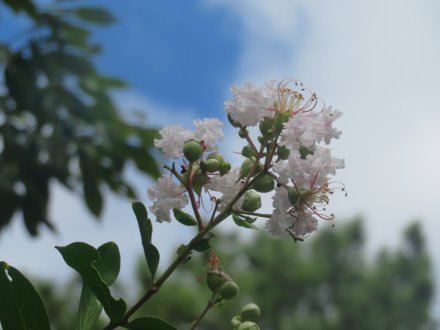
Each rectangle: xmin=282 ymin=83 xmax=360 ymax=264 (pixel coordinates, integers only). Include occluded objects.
xmin=74 ymin=7 xmax=116 ymax=25
xmin=232 ymin=215 xmax=259 ymax=230
xmin=76 ymin=242 xmax=121 ymax=330
xmin=193 ymin=232 xmax=215 ymax=252
xmin=126 ymin=316 xmax=178 ymax=330
xmin=132 ymin=202 xmax=160 ymax=279
xmin=173 ymin=208 xmax=198 ymax=226
xmin=56 ymin=243 xmax=126 ymax=322
xmin=0 ymin=262 xmax=50 ymax=330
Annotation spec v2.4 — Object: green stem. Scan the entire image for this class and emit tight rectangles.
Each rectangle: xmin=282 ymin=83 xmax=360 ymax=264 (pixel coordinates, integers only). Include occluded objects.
xmin=190 ymin=298 xmax=218 ymax=329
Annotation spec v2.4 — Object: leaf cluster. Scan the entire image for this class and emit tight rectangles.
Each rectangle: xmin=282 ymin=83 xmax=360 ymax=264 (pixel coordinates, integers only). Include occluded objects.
xmin=0 ymin=0 xmax=160 ymax=235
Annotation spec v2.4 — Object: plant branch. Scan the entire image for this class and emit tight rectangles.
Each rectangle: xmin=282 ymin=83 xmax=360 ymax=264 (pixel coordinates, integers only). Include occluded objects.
xmin=190 ymin=298 xmax=218 ymax=329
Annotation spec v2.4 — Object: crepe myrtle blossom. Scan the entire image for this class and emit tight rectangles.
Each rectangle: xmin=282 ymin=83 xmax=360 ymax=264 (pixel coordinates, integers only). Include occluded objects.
xmin=148 ymin=176 xmax=189 ymax=222
xmin=154 ymin=118 xmax=223 ymax=160
xmin=150 ymin=78 xmax=345 ymax=241
xmin=224 ymin=79 xmax=325 ymax=127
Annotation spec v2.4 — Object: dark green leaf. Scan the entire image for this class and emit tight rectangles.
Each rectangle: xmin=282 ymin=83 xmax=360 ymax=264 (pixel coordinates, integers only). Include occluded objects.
xmin=3 ymin=0 xmax=37 ymax=16
xmin=76 ymin=242 xmax=120 ymax=330
xmin=132 ymin=202 xmax=160 ymax=279
xmin=173 ymin=208 xmax=198 ymax=226
xmin=96 ymin=242 xmax=120 ymax=285
xmin=56 ymin=243 xmax=126 ymax=322
xmin=74 ymin=7 xmax=116 ymax=25
xmin=232 ymin=215 xmax=259 ymax=230
xmin=77 ymin=285 xmax=102 ymax=330
xmin=132 ymin=202 xmax=152 ymax=242
xmin=126 ymin=316 xmax=178 ymax=330
xmin=0 ymin=262 xmax=50 ymax=330
xmin=193 ymin=232 xmax=215 ymax=252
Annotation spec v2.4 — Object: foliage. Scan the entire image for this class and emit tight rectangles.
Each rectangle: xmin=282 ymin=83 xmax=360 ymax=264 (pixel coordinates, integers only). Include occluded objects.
xmin=0 ymin=0 xmax=160 ymax=235
xmin=135 ymin=220 xmax=436 ymax=330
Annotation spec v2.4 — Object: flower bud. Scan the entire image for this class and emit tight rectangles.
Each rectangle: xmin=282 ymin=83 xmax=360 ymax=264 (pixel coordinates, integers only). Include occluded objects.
xmin=183 ymin=140 xmax=202 ymax=162
xmin=219 ymin=162 xmax=231 ymax=175
xmin=207 ymin=270 xmax=230 ymax=293
xmin=240 ymin=303 xmax=261 ymax=322
xmin=274 ymin=111 xmax=290 ymax=130
xmin=237 ymin=321 xmax=259 ymax=330
xmin=252 ymin=175 xmax=274 ymax=193
xmin=219 ymin=281 xmax=239 ymax=300
xmin=231 ymin=315 xmax=242 ymax=328
xmin=277 ymin=145 xmax=290 ymax=160
xmin=287 ymin=187 xmax=300 ymax=206
xmin=259 ymin=118 xmax=274 ymax=139
xmin=241 ymin=191 xmax=262 ymax=212
xmin=239 ymin=128 xmax=248 ymax=139
xmin=203 ymin=159 xmax=220 ymax=172
xmin=242 ymin=145 xmax=256 ymax=158
xmin=207 ymin=152 xmax=224 ymax=165
xmin=240 ymin=159 xmax=254 ymax=178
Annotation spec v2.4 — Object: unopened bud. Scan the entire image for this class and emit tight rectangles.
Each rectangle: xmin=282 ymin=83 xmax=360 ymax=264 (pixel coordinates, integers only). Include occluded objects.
xmin=274 ymin=111 xmax=290 ymax=130
xmin=241 ymin=303 xmax=261 ymax=322
xmin=183 ymin=140 xmax=202 ymax=162
xmin=240 ymin=159 xmax=254 ymax=178
xmin=277 ymin=145 xmax=290 ymax=160
xmin=241 ymin=191 xmax=262 ymax=212
xmin=242 ymin=145 xmax=256 ymax=158
xmin=219 ymin=162 xmax=231 ymax=175
xmin=231 ymin=315 xmax=242 ymax=328
xmin=207 ymin=152 xmax=224 ymax=165
xmin=207 ymin=270 xmax=230 ymax=293
xmin=219 ymin=281 xmax=239 ymax=300
xmin=259 ymin=119 xmax=274 ymax=139
xmin=203 ymin=159 xmax=220 ymax=172
xmin=252 ymin=175 xmax=274 ymax=193
xmin=237 ymin=321 xmax=259 ymax=330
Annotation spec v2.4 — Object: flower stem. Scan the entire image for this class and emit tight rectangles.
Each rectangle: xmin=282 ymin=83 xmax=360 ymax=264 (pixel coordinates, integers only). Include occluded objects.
xmin=190 ymin=298 xmax=218 ymax=329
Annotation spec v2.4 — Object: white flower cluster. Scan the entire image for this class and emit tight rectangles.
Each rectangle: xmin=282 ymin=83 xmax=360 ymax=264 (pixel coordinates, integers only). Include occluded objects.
xmin=148 ymin=79 xmax=345 ymax=241
xmin=154 ymin=118 xmax=223 ymax=159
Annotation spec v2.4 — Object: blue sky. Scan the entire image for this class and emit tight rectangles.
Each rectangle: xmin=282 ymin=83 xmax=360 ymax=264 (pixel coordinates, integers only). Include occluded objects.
xmin=1 ymin=0 xmax=440 ymax=316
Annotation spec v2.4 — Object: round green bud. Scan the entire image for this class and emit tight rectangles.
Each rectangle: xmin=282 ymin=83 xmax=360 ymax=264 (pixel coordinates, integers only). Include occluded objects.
xmin=242 ymin=145 xmax=256 ymax=158
xmin=252 ymin=175 xmax=274 ymax=193
xmin=277 ymin=145 xmax=290 ymax=160
xmin=240 ymin=303 xmax=261 ymax=322
xmin=183 ymin=140 xmax=202 ymax=162
xmin=259 ymin=118 xmax=274 ymax=139
xmin=237 ymin=321 xmax=259 ymax=330
xmin=207 ymin=152 xmax=224 ymax=165
xmin=241 ymin=191 xmax=262 ymax=212
xmin=207 ymin=270 xmax=230 ymax=293
xmin=203 ymin=159 xmax=220 ymax=173
xmin=238 ymin=128 xmax=248 ymax=139
xmin=231 ymin=315 xmax=242 ymax=328
xmin=228 ymin=114 xmax=242 ymax=127
xmin=219 ymin=281 xmax=239 ymax=300
xmin=257 ymin=135 xmax=265 ymax=144
xmin=219 ymin=161 xmax=232 ymax=175
xmin=240 ymin=159 xmax=254 ymax=178
xmin=287 ymin=187 xmax=300 ymax=206
xmin=273 ymin=111 xmax=290 ymax=130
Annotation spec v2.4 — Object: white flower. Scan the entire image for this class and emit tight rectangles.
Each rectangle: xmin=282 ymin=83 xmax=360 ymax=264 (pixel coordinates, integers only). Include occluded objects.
xmin=148 ymin=176 xmax=189 ymax=222
xmin=224 ymin=81 xmax=277 ymax=126
xmin=273 ymin=147 xmax=344 ymax=189
xmin=208 ymin=167 xmax=244 ymax=211
xmin=279 ymin=106 xmax=342 ymax=151
xmin=266 ymin=188 xmax=318 ymax=239
xmin=154 ymin=125 xmax=194 ymax=159
xmin=193 ymin=118 xmax=223 ymax=149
